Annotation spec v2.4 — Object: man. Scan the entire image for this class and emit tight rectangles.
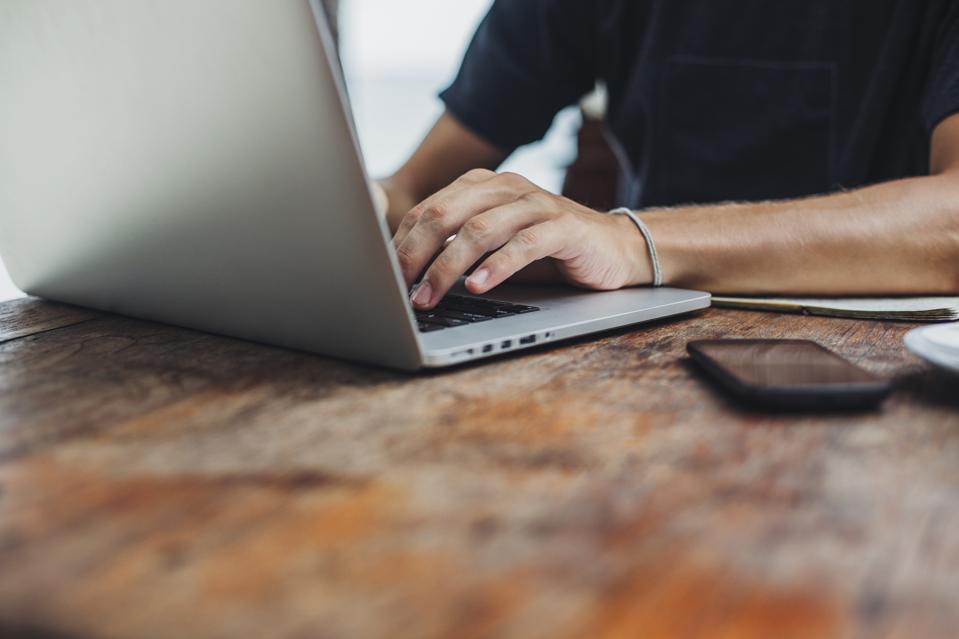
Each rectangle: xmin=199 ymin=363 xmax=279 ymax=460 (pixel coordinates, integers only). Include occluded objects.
xmin=377 ymin=1 xmax=959 ymax=311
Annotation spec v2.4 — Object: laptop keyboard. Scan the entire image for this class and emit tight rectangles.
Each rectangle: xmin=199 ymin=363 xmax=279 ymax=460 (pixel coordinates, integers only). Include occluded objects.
xmin=416 ymin=294 xmax=540 ymax=333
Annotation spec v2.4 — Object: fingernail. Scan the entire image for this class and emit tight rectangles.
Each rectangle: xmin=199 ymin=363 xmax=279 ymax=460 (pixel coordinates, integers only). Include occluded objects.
xmin=412 ymin=280 xmax=432 ymax=307
xmin=468 ymin=268 xmax=489 ymax=288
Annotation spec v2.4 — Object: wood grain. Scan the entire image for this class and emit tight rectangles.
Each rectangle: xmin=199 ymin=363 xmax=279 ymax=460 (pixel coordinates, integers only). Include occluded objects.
xmin=0 ymin=298 xmax=957 ymax=639
xmin=0 ymin=297 xmax=98 ymax=344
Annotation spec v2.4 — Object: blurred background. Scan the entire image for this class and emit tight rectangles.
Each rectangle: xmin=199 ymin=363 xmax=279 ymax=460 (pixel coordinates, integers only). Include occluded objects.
xmin=0 ymin=0 xmax=584 ymax=303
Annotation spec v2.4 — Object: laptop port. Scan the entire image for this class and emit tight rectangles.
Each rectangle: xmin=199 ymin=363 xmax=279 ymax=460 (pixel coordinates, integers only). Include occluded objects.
xmin=482 ymin=344 xmax=493 ymax=354
xmin=501 ymin=340 xmax=512 ymax=349
xmin=520 ymin=335 xmax=536 ymax=345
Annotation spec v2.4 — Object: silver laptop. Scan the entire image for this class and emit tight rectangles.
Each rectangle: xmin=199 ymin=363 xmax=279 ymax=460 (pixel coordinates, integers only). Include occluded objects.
xmin=0 ymin=0 xmax=709 ymax=370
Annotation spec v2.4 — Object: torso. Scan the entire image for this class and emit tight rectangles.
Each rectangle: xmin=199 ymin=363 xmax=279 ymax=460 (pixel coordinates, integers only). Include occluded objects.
xmin=598 ymin=0 xmax=955 ymax=206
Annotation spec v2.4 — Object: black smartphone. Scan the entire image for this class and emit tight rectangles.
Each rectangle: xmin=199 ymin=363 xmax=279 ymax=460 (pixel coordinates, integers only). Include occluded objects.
xmin=687 ymin=339 xmax=892 ymax=410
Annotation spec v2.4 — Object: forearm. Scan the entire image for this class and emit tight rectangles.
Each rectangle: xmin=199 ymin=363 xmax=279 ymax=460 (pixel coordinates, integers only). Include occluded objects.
xmin=639 ymin=174 xmax=959 ymax=295
xmin=381 ymin=112 xmax=508 ymax=233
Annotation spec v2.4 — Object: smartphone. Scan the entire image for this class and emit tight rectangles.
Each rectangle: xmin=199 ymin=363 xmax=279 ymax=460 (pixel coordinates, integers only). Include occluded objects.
xmin=687 ymin=339 xmax=892 ymax=410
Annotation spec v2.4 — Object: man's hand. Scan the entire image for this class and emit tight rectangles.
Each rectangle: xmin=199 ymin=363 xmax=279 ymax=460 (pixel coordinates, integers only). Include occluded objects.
xmin=392 ymin=169 xmax=652 ymax=310
xmin=382 ymin=112 xmax=959 ymax=301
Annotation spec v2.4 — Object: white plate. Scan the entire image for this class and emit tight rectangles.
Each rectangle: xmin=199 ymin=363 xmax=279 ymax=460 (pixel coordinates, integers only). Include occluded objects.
xmin=905 ymin=323 xmax=959 ymax=375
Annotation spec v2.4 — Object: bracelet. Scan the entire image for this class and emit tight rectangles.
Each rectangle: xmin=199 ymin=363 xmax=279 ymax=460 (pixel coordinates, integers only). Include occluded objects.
xmin=609 ymin=207 xmax=662 ymax=287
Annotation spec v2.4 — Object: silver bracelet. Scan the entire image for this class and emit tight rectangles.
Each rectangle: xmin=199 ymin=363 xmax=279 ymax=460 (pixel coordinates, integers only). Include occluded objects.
xmin=610 ymin=207 xmax=662 ymax=287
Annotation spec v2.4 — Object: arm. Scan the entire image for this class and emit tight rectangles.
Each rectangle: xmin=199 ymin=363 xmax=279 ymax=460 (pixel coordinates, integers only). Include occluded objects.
xmin=395 ymin=112 xmax=959 ymax=310
xmin=378 ymin=112 xmax=508 ymax=233
xmin=379 ymin=0 xmax=598 ymax=233
xmin=643 ymin=112 xmax=959 ymax=295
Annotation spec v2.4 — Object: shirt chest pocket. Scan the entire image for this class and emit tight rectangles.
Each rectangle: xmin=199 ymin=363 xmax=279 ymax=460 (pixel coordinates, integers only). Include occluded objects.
xmin=653 ymin=57 xmax=837 ymax=206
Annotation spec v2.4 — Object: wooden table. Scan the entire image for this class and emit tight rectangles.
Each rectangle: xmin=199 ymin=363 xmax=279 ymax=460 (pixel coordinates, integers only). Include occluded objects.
xmin=1 ymin=297 xmax=957 ymax=639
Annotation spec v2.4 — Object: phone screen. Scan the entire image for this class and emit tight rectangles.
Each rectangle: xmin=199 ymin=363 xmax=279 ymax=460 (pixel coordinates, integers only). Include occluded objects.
xmin=689 ymin=339 xmax=880 ymax=388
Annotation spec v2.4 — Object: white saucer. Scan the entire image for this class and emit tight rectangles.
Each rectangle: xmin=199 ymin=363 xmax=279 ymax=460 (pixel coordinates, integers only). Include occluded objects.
xmin=905 ymin=323 xmax=959 ymax=375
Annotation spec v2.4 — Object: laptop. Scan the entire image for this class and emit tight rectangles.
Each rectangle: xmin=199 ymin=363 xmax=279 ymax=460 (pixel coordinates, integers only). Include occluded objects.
xmin=0 ymin=0 xmax=710 ymax=370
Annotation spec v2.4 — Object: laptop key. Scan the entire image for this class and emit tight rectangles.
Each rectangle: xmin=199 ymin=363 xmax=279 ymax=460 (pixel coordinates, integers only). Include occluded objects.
xmin=439 ymin=301 xmax=517 ymax=317
xmin=417 ymin=314 xmax=469 ymax=328
xmin=416 ymin=295 xmax=542 ymax=332
xmin=453 ymin=307 xmax=512 ymax=318
xmin=435 ymin=310 xmax=494 ymax=323
xmin=449 ymin=295 xmax=508 ymax=308
xmin=446 ymin=295 xmax=540 ymax=314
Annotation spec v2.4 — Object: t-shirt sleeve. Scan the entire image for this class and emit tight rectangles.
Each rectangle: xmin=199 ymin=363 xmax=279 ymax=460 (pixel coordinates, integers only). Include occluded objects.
xmin=439 ymin=0 xmax=598 ymax=153
xmin=921 ymin=4 xmax=959 ymax=134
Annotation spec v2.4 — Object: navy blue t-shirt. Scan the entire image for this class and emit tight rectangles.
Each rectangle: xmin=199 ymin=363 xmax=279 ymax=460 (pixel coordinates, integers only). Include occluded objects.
xmin=440 ymin=1 xmax=959 ymax=208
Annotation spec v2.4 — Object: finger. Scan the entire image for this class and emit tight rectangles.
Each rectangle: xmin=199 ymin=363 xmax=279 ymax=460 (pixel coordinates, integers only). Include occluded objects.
xmin=395 ymin=172 xmax=535 ymax=287
xmin=394 ymin=170 xmax=534 ymax=250
xmin=393 ymin=169 xmax=500 ymax=279
xmin=465 ymin=221 xmax=568 ymax=295
xmin=391 ymin=168 xmax=495 ymax=248
xmin=411 ymin=200 xmax=554 ymax=309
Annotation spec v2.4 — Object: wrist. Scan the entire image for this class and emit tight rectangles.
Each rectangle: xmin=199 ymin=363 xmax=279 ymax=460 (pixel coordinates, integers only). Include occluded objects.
xmin=640 ymin=208 xmax=695 ymax=288
xmin=611 ymin=213 xmax=655 ymax=287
